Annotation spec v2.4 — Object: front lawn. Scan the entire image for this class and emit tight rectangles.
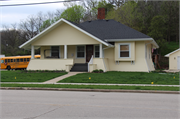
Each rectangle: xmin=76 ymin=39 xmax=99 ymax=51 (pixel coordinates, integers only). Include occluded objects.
xmin=1 ymin=70 xmax=67 ymax=82
xmin=1 ymin=84 xmax=179 ymax=91
xmin=58 ymin=71 xmax=179 ymax=85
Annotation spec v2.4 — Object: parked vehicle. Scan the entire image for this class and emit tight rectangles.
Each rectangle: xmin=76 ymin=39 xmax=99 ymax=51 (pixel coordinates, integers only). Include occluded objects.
xmin=0 ymin=55 xmax=40 ymax=70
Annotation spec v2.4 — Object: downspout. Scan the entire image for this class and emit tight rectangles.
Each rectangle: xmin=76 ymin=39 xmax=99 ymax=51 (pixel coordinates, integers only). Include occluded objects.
xmin=145 ymin=41 xmax=153 ymax=72
xmin=102 ymin=45 xmax=114 ymax=72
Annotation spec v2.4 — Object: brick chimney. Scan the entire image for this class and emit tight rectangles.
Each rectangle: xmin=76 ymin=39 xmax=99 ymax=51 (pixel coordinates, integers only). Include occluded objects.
xmin=97 ymin=8 xmax=105 ymax=20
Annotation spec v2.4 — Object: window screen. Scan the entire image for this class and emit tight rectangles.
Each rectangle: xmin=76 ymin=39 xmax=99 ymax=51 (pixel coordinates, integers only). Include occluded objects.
xmin=51 ymin=46 xmax=59 ymax=58
xmin=120 ymin=45 xmax=130 ymax=57
xmin=77 ymin=46 xmax=85 ymax=58
xmin=95 ymin=46 xmax=99 ymax=58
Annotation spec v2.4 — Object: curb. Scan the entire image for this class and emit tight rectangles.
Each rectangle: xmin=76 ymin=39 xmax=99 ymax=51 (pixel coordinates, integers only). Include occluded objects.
xmin=1 ymin=82 xmax=180 ymax=87
xmin=1 ymin=87 xmax=179 ymax=94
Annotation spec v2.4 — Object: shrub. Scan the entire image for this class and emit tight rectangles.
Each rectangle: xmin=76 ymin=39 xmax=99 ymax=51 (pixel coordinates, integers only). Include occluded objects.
xmin=92 ymin=69 xmax=104 ymax=73
xmin=99 ymin=69 xmax=104 ymax=73
xmin=92 ymin=69 xmax=99 ymax=73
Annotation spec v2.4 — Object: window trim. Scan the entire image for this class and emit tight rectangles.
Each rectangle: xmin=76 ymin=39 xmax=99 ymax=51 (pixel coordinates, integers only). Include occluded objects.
xmin=94 ymin=45 xmax=100 ymax=58
xmin=118 ymin=43 xmax=131 ymax=58
xmin=76 ymin=45 xmax=85 ymax=58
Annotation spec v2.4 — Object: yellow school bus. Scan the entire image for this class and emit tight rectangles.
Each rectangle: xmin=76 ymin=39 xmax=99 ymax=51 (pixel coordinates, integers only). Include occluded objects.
xmin=0 ymin=55 xmax=40 ymax=70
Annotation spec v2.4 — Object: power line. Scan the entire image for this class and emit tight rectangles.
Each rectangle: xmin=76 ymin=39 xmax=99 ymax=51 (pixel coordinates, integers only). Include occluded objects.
xmin=0 ymin=0 xmax=80 ymax=7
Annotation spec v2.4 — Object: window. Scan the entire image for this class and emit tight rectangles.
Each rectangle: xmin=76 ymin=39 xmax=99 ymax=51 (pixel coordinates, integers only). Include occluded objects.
xmin=24 ymin=58 xmax=27 ymax=62
xmin=51 ymin=46 xmax=59 ymax=58
xmin=5 ymin=59 xmax=7 ymax=63
xmin=119 ymin=44 xmax=130 ymax=58
xmin=8 ymin=59 xmax=10 ymax=62
xmin=1 ymin=60 xmax=4 ymax=63
xmin=94 ymin=45 xmax=99 ymax=58
xmin=20 ymin=59 xmax=23 ymax=62
xmin=11 ymin=59 xmax=13 ymax=62
xmin=14 ymin=59 xmax=16 ymax=62
xmin=17 ymin=59 xmax=19 ymax=62
xmin=27 ymin=58 xmax=30 ymax=62
xmin=77 ymin=46 xmax=85 ymax=58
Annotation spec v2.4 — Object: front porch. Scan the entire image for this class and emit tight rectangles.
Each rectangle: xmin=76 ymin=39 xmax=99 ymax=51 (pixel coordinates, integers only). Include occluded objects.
xmin=29 ymin=44 xmax=109 ymax=72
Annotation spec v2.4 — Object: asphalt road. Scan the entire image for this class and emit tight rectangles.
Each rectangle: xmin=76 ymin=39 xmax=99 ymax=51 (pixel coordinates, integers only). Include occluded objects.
xmin=0 ymin=90 xmax=179 ymax=119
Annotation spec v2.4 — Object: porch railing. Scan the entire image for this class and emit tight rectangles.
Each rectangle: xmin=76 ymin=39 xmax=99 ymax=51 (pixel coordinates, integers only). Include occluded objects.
xmin=88 ymin=55 xmax=93 ymax=72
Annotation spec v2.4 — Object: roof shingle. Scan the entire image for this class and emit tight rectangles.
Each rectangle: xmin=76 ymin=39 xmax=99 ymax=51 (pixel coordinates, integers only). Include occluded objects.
xmin=77 ymin=19 xmax=151 ymax=41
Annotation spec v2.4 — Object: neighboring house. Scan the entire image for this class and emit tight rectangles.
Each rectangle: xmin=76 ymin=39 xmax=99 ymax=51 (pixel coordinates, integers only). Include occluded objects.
xmin=19 ymin=8 xmax=159 ymax=72
xmin=165 ymin=48 xmax=180 ymax=70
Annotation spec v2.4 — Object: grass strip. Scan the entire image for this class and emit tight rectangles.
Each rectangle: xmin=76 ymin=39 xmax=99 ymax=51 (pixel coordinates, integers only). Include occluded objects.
xmin=58 ymin=71 xmax=179 ymax=85
xmin=1 ymin=84 xmax=179 ymax=91
xmin=1 ymin=71 xmax=67 ymax=82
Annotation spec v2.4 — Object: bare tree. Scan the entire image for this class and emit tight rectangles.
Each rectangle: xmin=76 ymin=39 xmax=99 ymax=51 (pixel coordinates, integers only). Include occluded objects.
xmin=54 ymin=9 xmax=64 ymax=18
xmin=19 ymin=12 xmax=47 ymax=40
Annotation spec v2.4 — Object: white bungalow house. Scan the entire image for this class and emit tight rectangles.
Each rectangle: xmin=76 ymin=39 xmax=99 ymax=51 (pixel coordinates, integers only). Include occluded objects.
xmin=19 ymin=8 xmax=159 ymax=72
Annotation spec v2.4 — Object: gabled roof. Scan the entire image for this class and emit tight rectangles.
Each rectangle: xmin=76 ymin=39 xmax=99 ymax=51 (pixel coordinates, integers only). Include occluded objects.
xmin=165 ymin=48 xmax=180 ymax=57
xmin=19 ymin=18 xmax=111 ymax=49
xmin=78 ymin=19 xmax=151 ymax=40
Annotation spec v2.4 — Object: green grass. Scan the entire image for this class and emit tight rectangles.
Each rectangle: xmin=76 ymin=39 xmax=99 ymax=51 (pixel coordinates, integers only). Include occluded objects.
xmin=1 ymin=70 xmax=67 ymax=82
xmin=58 ymin=71 xmax=179 ymax=85
xmin=1 ymin=84 xmax=179 ymax=91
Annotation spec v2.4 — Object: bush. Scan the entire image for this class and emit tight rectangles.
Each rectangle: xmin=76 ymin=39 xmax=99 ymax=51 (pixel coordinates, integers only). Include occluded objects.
xmin=92 ymin=69 xmax=104 ymax=73
xmin=99 ymin=69 xmax=104 ymax=73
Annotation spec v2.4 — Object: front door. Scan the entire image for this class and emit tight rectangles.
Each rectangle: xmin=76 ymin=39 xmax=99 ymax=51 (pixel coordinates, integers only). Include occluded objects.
xmin=86 ymin=45 xmax=93 ymax=62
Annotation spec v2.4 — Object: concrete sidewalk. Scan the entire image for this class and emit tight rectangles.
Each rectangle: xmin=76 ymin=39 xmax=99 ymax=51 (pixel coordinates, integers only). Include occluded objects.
xmin=43 ymin=72 xmax=84 ymax=84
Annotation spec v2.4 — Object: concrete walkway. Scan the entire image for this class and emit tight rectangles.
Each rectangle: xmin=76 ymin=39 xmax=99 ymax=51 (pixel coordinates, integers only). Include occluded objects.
xmin=43 ymin=72 xmax=84 ymax=84
xmin=164 ymin=69 xmax=180 ymax=73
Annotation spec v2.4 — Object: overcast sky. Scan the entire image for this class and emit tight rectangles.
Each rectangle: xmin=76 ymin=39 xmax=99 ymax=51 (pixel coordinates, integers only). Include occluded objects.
xmin=0 ymin=0 xmax=70 ymax=28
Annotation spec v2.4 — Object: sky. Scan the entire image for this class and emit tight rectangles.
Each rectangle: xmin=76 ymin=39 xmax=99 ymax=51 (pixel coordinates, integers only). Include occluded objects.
xmin=0 ymin=0 xmax=72 ymax=29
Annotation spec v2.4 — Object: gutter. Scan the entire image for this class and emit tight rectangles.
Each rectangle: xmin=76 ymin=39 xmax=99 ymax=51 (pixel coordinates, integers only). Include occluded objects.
xmin=105 ymin=38 xmax=159 ymax=48
xmin=145 ymin=41 xmax=154 ymax=72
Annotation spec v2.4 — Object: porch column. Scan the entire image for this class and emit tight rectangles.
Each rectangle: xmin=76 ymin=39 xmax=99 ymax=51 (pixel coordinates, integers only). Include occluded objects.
xmin=64 ymin=45 xmax=67 ymax=59
xmin=100 ymin=44 xmax=102 ymax=58
xmin=31 ymin=45 xmax=34 ymax=59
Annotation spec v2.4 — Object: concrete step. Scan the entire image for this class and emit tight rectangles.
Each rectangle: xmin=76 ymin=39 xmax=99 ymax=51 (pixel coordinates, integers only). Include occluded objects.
xmin=70 ymin=63 xmax=88 ymax=72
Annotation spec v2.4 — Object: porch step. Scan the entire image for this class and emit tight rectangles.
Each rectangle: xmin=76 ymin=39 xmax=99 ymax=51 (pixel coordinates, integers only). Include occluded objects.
xmin=70 ymin=63 xmax=88 ymax=72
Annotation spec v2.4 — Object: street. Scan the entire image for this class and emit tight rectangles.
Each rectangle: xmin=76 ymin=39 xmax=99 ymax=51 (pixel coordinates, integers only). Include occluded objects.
xmin=0 ymin=90 xmax=179 ymax=119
